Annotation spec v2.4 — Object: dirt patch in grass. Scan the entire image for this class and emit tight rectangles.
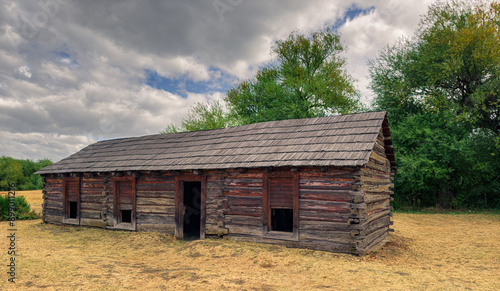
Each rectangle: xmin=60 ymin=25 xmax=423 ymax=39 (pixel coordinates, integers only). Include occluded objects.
xmin=0 ymin=191 xmax=499 ymax=289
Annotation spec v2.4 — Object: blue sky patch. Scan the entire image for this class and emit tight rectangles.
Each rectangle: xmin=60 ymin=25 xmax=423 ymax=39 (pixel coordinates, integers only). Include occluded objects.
xmin=144 ymin=68 xmax=237 ymax=98
xmin=331 ymin=5 xmax=374 ymax=31
xmin=54 ymin=51 xmax=80 ymax=69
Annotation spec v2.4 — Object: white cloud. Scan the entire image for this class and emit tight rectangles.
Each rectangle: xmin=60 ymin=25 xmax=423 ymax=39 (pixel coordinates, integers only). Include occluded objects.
xmin=0 ymin=0 xmax=440 ymax=162
xmin=339 ymin=0 xmax=437 ymax=104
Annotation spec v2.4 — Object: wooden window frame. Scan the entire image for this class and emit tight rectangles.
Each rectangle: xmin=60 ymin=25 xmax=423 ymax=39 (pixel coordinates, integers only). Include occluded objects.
xmin=63 ymin=177 xmax=80 ymax=225
xmin=262 ymin=172 xmax=299 ymax=241
xmin=175 ymin=175 xmax=207 ymax=240
xmin=112 ymin=177 xmax=136 ymax=230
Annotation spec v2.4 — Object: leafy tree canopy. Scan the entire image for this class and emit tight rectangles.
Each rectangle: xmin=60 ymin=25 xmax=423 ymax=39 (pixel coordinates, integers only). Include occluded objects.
xmin=370 ymin=0 xmax=500 ymax=209
xmin=371 ymin=0 xmax=500 ymax=132
xmin=0 ymin=156 xmax=52 ymax=191
xmin=225 ymin=28 xmax=360 ymax=124
xmin=161 ymin=100 xmax=234 ymax=133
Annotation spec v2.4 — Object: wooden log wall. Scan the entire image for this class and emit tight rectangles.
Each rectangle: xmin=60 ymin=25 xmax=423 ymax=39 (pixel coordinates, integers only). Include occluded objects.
xmin=349 ymin=128 xmax=394 ymax=255
xmin=298 ymin=167 xmax=356 ymax=253
xmin=135 ymin=173 xmax=175 ymax=232
xmin=222 ymin=168 xmax=263 ymax=237
xmin=205 ymin=170 xmax=227 ymax=236
xmin=41 ymin=140 xmax=394 ymax=255
xmin=221 ymin=166 xmax=366 ymax=254
xmin=41 ymin=171 xmax=227 ymax=236
xmin=42 ymin=177 xmax=63 ymax=224
xmin=80 ymin=175 xmax=107 ymax=227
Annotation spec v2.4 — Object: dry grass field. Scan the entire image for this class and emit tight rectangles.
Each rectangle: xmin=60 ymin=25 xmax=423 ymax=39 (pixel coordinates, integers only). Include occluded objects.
xmin=1 ymin=190 xmax=499 ymax=290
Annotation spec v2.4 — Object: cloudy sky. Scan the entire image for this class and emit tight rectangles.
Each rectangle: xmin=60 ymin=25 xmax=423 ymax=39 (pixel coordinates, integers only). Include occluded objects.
xmin=0 ymin=0 xmax=437 ymax=162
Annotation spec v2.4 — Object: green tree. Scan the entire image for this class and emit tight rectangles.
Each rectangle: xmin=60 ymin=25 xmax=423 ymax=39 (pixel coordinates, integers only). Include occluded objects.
xmin=371 ymin=0 xmax=500 ymax=132
xmin=0 ymin=157 xmax=53 ymax=191
xmin=0 ymin=157 xmax=24 ymax=190
xmin=391 ymin=112 xmax=500 ymax=209
xmin=226 ymin=28 xmax=360 ymax=124
xmin=161 ymin=100 xmax=234 ymax=133
xmin=370 ymin=0 xmax=500 ymax=209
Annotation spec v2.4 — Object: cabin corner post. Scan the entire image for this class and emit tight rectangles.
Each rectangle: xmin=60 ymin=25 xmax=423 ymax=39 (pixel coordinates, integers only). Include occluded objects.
xmin=41 ymin=174 xmax=48 ymax=223
xmin=349 ymin=168 xmax=366 ymax=255
xmin=349 ymin=127 xmax=395 ymax=255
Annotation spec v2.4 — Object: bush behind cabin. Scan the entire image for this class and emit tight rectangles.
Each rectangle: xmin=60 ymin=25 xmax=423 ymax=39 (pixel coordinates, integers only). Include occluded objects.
xmin=0 ymin=194 xmax=40 ymax=221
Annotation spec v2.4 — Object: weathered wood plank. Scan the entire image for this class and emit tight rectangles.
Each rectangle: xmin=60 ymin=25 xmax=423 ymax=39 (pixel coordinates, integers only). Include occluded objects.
xmin=80 ymin=195 xmax=105 ymax=203
xmin=224 ymin=188 xmax=262 ymax=196
xmin=365 ymin=199 xmax=390 ymax=214
xmin=299 ymin=210 xmax=350 ymax=223
xmin=136 ymin=190 xmax=175 ymax=198
xmin=135 ymin=183 xmax=175 ymax=191
xmin=299 ymin=190 xmax=352 ymax=202
xmin=366 ymin=161 xmax=390 ymax=173
xmin=224 ymin=206 xmax=262 ymax=217
xmin=80 ymin=210 xmax=101 ymax=219
xmin=80 ymin=218 xmax=107 ymax=228
xmin=136 ymin=213 xmax=175 ymax=224
xmin=45 ymin=200 xmax=63 ymax=208
xmin=299 ymin=230 xmax=352 ymax=244
xmin=136 ymin=205 xmax=175 ymax=214
xmin=363 ymin=193 xmax=390 ymax=204
xmin=136 ymin=197 xmax=175 ymax=206
xmin=80 ymin=203 xmax=104 ymax=211
xmin=299 ymin=220 xmax=351 ymax=231
xmin=224 ymin=214 xmax=262 ymax=226
xmin=226 ymin=195 xmax=262 ymax=206
xmin=361 ymin=184 xmax=391 ymax=193
xmin=43 ymin=214 xmax=63 ymax=224
xmin=300 ymin=199 xmax=351 ymax=212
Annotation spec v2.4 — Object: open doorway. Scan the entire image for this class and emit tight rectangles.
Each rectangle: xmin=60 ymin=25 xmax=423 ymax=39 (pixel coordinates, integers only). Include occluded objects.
xmin=183 ymin=181 xmax=201 ymax=239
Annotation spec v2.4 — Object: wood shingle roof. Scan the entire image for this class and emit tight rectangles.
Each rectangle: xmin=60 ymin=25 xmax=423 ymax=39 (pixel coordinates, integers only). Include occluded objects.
xmin=36 ymin=111 xmax=393 ymax=174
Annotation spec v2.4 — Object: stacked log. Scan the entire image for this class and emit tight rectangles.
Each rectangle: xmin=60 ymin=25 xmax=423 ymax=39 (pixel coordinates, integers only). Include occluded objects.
xmin=41 ymin=175 xmax=63 ymax=224
xmin=222 ymin=168 xmax=263 ymax=237
xmin=349 ymin=128 xmax=394 ymax=255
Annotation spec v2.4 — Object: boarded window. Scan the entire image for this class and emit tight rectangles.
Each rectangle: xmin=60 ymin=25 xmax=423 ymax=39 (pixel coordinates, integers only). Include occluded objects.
xmin=263 ymin=173 xmax=299 ymax=238
xmin=269 ymin=177 xmax=293 ymax=232
xmin=114 ymin=178 xmax=136 ymax=226
xmin=269 ymin=177 xmax=294 ymax=208
xmin=63 ymin=178 xmax=80 ymax=223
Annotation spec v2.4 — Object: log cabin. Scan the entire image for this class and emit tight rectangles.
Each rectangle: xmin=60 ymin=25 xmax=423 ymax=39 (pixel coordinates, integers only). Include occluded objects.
xmin=36 ymin=111 xmax=396 ymax=255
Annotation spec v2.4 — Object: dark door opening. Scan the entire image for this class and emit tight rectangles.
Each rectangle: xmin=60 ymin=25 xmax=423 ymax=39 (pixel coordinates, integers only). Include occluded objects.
xmin=69 ymin=201 xmax=78 ymax=219
xmin=271 ymin=208 xmax=293 ymax=232
xmin=183 ymin=182 xmax=201 ymax=239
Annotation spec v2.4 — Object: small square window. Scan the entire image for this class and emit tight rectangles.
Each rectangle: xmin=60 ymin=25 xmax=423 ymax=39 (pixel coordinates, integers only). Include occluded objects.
xmin=121 ymin=210 xmax=132 ymax=223
xmin=271 ymin=208 xmax=293 ymax=232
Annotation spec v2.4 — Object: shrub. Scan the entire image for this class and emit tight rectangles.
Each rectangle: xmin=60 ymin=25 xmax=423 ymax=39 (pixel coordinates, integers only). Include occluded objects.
xmin=0 ymin=194 xmax=40 ymax=220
